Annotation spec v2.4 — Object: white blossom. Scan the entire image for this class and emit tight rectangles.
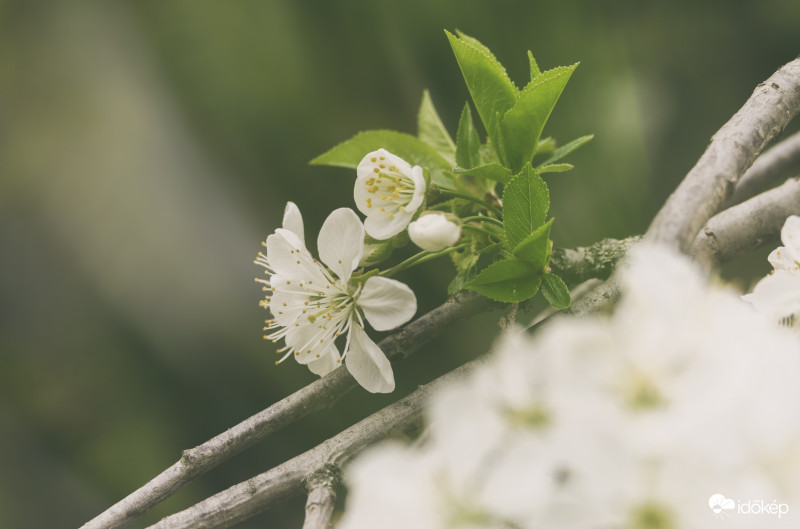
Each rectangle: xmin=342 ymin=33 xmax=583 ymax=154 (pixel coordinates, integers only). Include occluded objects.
xmin=408 ymin=212 xmax=462 ymax=252
xmin=743 ymin=215 xmax=800 ymax=326
xmin=255 ymin=205 xmax=417 ymax=393
xmin=354 ymin=148 xmax=426 ymax=240
xmin=341 ymin=244 xmax=800 ymax=527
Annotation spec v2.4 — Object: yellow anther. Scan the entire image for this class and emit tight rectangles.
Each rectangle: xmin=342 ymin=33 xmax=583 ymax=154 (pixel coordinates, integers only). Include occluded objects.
xmin=379 ymin=164 xmax=385 ymax=169
xmin=371 ymin=157 xmax=377 ymax=162
xmin=373 ymin=168 xmax=380 ymax=173
xmin=316 ymin=354 xmax=320 ymax=358
xmin=389 ymin=166 xmax=397 ymax=171
xmin=387 ymin=213 xmax=394 ymax=218
xmin=379 ymin=207 xmax=385 ymax=212
xmin=380 ymin=156 xmax=385 ymax=160
xmin=399 ymin=205 xmax=405 ymax=211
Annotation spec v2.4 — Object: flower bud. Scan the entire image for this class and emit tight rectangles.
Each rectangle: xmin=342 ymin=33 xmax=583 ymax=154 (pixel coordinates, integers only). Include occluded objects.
xmin=408 ymin=213 xmax=461 ymax=252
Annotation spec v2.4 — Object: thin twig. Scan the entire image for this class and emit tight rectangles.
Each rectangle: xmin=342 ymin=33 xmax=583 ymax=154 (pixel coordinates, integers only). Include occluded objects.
xmin=692 ymin=177 xmax=800 ymax=271
xmin=145 ymin=360 xmax=484 ymax=529
xmin=80 ymin=291 xmax=492 ymax=529
xmin=302 ymin=467 xmax=340 ymax=529
xmin=646 ymin=58 xmax=800 ymax=252
xmin=726 ymin=131 xmax=800 ymax=207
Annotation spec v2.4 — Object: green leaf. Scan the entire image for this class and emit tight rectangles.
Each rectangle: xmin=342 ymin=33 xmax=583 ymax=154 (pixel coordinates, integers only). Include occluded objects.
xmin=455 ymin=103 xmax=481 ymax=169
xmin=498 ymin=64 xmax=578 ymax=173
xmin=535 ymin=137 xmax=557 ymax=156
xmin=310 ymin=130 xmax=455 ymax=187
xmin=448 ymin=266 xmax=477 ymax=295
xmin=418 ymin=90 xmax=456 ymax=165
xmin=513 ymin=218 xmax=554 ymax=270
xmin=502 ymin=165 xmax=550 ymax=250
xmin=538 ymin=163 xmax=573 ymax=174
xmin=455 ymin=162 xmax=512 ymax=185
xmin=541 ymin=272 xmax=571 ymax=309
xmin=445 ymin=30 xmax=518 ymax=148
xmin=467 ymin=258 xmax=542 ymax=302
xmin=528 ymin=50 xmax=541 ymax=81
xmin=537 ymin=134 xmax=594 ymax=167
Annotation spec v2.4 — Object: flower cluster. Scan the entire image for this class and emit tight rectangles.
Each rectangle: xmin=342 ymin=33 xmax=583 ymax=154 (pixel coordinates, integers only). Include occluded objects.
xmin=339 ymin=245 xmax=800 ymax=527
xmin=743 ymin=215 xmax=800 ymax=327
xmin=256 ymin=149 xmax=446 ymax=393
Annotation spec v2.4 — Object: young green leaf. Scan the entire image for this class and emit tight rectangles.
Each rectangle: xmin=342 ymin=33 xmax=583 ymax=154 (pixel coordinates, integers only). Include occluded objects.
xmin=527 ymin=50 xmax=541 ymax=81
xmin=418 ymin=90 xmax=456 ymax=165
xmin=448 ymin=266 xmax=477 ymax=295
xmin=541 ymin=272 xmax=571 ymax=309
xmin=456 ymin=103 xmax=481 ymax=169
xmin=535 ymin=137 xmax=557 ymax=156
xmin=537 ymin=134 xmax=594 ymax=167
xmin=499 ymin=64 xmax=578 ymax=173
xmin=445 ymin=30 xmax=518 ymax=148
xmin=311 ymin=130 xmax=450 ymax=170
xmin=503 ymin=165 xmax=550 ymax=250
xmin=538 ymin=163 xmax=573 ymax=174
xmin=466 ymin=258 xmax=542 ymax=302
xmin=454 ymin=162 xmax=512 ymax=185
xmin=512 ymin=217 xmax=554 ymax=270
xmin=310 ymin=130 xmax=455 ymax=187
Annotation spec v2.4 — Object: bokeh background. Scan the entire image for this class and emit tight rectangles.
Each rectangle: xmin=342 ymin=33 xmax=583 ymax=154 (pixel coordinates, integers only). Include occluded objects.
xmin=1 ymin=1 xmax=798 ymax=527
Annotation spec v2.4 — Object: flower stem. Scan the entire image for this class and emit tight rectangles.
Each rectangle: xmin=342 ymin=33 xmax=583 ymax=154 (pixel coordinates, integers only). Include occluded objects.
xmin=461 ymin=215 xmax=504 ymax=227
xmin=437 ymin=188 xmax=503 ymax=217
xmin=380 ymin=243 xmax=470 ymax=278
xmin=462 ymin=224 xmax=499 ymax=239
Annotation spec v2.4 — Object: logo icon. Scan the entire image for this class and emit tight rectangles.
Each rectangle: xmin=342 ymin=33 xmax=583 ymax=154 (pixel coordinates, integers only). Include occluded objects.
xmin=709 ymin=494 xmax=736 ymax=519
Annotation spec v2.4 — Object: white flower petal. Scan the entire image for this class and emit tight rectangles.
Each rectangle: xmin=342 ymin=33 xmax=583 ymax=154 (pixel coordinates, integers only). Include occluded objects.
xmin=359 ymin=276 xmax=417 ymax=331
xmin=287 ymin=323 xmax=334 ymax=365
xmin=345 ymin=324 xmax=394 ymax=393
xmin=356 ymin=148 xmax=414 ymax=179
xmin=265 ymin=229 xmax=307 ymax=279
xmin=363 ymin=210 xmax=415 ymax=240
xmin=767 ymin=246 xmax=795 ymax=271
xmin=405 ymin=165 xmax=426 ymax=211
xmin=308 ymin=345 xmax=341 ymax=376
xmin=742 ymin=270 xmax=800 ymax=319
xmin=318 ymin=208 xmax=364 ymax=283
xmin=781 ymin=215 xmax=800 ymax=262
xmin=282 ymin=201 xmax=305 ymax=243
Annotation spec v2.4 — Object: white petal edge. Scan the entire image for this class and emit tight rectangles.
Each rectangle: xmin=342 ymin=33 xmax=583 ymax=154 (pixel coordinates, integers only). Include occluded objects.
xmin=282 ymin=201 xmax=305 ymax=243
xmin=318 ymin=208 xmax=365 ymax=282
xmin=266 ymin=229 xmax=307 ymax=279
xmin=356 ymin=148 xmax=414 ymax=180
xmin=780 ymin=215 xmax=800 ymax=264
xmin=742 ymin=270 xmax=800 ymax=319
xmin=345 ymin=324 xmax=395 ymax=393
xmin=363 ymin=210 xmax=415 ymax=240
xmin=359 ymin=276 xmax=417 ymax=331
xmin=308 ymin=345 xmax=341 ymax=376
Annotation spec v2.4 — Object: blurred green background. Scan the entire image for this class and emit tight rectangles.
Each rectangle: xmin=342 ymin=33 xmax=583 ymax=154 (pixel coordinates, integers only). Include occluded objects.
xmin=1 ymin=1 xmax=798 ymax=527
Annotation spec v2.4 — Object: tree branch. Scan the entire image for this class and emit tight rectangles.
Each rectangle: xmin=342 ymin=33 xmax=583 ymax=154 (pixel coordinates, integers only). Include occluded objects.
xmin=692 ymin=177 xmax=800 ymax=270
xmin=145 ymin=361 xmax=482 ymax=529
xmin=726 ymin=130 xmax=800 ymax=207
xmin=301 ymin=467 xmax=340 ymax=529
xmin=80 ymin=291 xmax=492 ymax=529
xmin=549 ymin=236 xmax=641 ymax=287
xmin=646 ymin=58 xmax=800 ymax=251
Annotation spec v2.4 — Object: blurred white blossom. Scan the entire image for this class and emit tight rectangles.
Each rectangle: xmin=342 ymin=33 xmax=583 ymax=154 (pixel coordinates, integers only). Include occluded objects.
xmin=354 ymin=149 xmax=426 ymax=240
xmin=340 ymin=244 xmax=800 ymax=527
xmin=255 ymin=204 xmax=416 ymax=393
